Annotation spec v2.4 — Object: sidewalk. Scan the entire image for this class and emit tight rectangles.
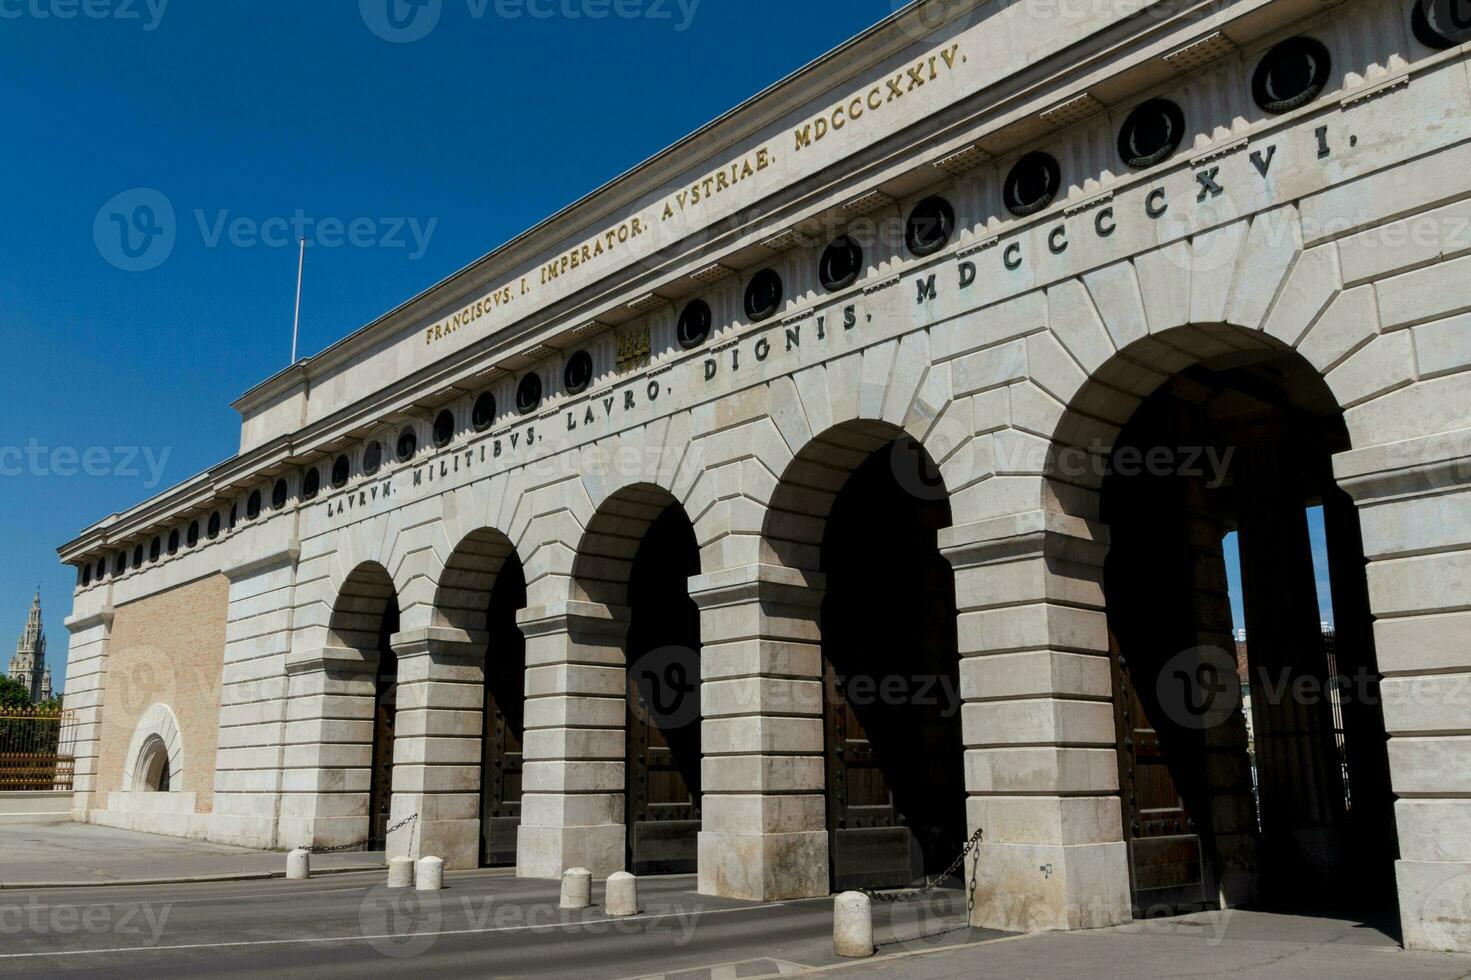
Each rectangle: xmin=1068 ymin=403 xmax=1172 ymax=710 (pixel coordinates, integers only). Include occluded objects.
xmin=0 ymin=821 xmax=383 ymax=887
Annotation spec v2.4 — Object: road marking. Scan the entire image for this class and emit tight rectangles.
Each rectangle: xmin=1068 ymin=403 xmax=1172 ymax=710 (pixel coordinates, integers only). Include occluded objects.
xmin=0 ymin=900 xmax=801 ymax=959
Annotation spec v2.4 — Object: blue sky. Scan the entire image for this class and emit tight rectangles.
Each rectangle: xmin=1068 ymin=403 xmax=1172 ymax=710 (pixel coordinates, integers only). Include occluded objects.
xmin=0 ymin=1 xmax=1332 ymax=693
xmin=1 ymin=0 xmax=903 ymax=689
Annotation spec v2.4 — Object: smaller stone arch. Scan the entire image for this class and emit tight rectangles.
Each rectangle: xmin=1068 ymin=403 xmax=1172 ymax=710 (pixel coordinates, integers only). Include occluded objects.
xmin=328 ymin=561 xmax=399 ymax=653
xmin=432 ymin=527 xmax=520 ymax=636
xmin=570 ymin=483 xmax=689 ymax=609
xmin=121 ymin=703 xmax=182 ymax=793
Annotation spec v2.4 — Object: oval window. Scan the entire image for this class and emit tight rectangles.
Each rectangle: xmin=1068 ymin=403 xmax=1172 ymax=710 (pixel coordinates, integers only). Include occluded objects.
xmin=1118 ymin=98 xmax=1186 ymax=169
xmin=397 ymin=428 xmax=418 ymax=462
xmin=564 ymin=351 xmax=594 ymax=395
xmin=517 ymin=374 xmax=543 ymax=415
xmin=1003 ymin=152 xmax=1063 ymax=217
xmin=150 ymin=537 xmax=162 ymax=561
xmin=115 ymin=553 xmax=127 ymax=575
xmin=271 ymin=479 xmax=289 ymax=511
xmin=473 ymin=392 xmax=497 ymax=431
xmin=302 ymin=468 xmax=321 ymax=501
xmin=676 ymin=300 xmax=712 ymax=350
xmin=187 ymin=521 xmax=200 ymax=548
xmin=246 ymin=491 xmax=262 ymax=521
xmin=99 ymin=557 xmax=109 ymax=579
xmin=1253 ymin=37 xmax=1332 ymax=114
xmin=906 ymin=196 xmax=956 ymax=257
xmin=81 ymin=566 xmax=92 ymax=587
xmin=331 ymin=454 xmax=351 ymax=489
xmin=1413 ymin=0 xmax=1471 ymax=49
xmin=166 ymin=530 xmax=179 ymax=555
xmin=363 ymin=442 xmax=383 ymax=477
xmin=433 ymin=410 xmax=455 ymax=448
xmin=133 ymin=544 xmax=144 ymax=568
xmin=207 ymin=512 xmax=221 ymax=540
xmin=819 ymin=236 xmax=864 ymax=292
xmin=744 ymin=269 xmax=784 ymax=322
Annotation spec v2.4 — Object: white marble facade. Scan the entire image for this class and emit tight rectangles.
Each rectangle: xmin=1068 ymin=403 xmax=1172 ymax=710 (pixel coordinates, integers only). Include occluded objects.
xmin=58 ymin=0 xmax=1471 ymax=952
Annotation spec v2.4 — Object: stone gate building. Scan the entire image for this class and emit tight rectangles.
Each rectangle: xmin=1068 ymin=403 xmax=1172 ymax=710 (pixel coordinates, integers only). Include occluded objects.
xmin=58 ymin=0 xmax=1471 ymax=953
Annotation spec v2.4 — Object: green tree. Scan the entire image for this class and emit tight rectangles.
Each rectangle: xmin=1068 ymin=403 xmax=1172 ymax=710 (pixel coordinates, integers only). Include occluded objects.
xmin=0 ymin=676 xmax=31 ymax=710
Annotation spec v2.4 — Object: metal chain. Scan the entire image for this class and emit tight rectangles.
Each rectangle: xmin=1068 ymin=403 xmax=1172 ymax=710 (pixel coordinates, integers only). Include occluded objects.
xmin=305 ymin=813 xmax=419 ymax=854
xmin=860 ymin=827 xmax=984 ymax=904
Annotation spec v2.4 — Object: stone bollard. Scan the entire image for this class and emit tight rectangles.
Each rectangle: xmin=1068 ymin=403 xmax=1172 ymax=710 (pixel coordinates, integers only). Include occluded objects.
xmin=561 ymin=867 xmax=593 ymax=910
xmin=286 ymin=849 xmax=311 ymax=881
xmin=416 ymin=856 xmax=444 ymax=892
xmin=833 ymin=892 xmax=874 ymax=958
xmin=604 ymin=872 xmax=640 ymax=917
xmin=387 ymin=856 xmax=416 ymax=889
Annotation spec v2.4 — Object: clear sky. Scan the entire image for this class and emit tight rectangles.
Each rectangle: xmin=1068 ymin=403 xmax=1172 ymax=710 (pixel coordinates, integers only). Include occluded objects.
xmin=1 ymin=0 xmax=904 ymax=689
xmin=0 ymin=1 xmax=1333 ymax=694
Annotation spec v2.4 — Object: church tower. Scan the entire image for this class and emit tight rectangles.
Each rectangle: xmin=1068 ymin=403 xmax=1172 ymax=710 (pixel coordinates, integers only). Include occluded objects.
xmin=9 ymin=590 xmax=52 ymax=703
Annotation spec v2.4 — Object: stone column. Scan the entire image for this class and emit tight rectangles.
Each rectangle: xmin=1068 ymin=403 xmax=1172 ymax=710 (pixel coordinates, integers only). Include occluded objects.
xmin=61 ymin=606 xmax=115 ymax=820
xmin=691 ymin=563 xmax=829 ymax=902
xmin=1336 ymin=432 xmax=1471 ymax=953
xmin=942 ymin=510 xmax=1130 ymax=933
xmin=278 ymin=646 xmax=376 ymax=850
xmin=515 ymin=599 xmax=629 ymax=879
xmin=386 ymin=627 xmax=486 ymax=870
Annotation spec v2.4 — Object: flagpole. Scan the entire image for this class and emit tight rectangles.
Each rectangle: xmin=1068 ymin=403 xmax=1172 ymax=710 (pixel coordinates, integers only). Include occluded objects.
xmin=291 ymin=238 xmax=306 ymax=364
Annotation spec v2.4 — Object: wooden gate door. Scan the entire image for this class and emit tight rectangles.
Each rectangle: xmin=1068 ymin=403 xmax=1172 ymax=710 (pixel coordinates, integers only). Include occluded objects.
xmin=481 ymin=683 xmax=523 ymax=867
xmin=824 ymin=661 xmax=924 ymax=892
xmin=626 ymin=657 xmax=701 ymax=876
xmin=1111 ymin=631 xmax=1211 ymax=912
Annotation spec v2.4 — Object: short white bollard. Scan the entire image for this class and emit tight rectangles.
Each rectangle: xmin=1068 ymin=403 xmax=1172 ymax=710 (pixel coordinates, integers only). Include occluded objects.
xmin=833 ymin=891 xmax=874 ymax=959
xmin=387 ymin=856 xmax=416 ymax=889
xmin=604 ymin=872 xmax=640 ymax=917
xmin=286 ymin=849 xmax=311 ymax=881
xmin=561 ymin=867 xmax=593 ymax=910
xmin=416 ymin=856 xmax=444 ymax=892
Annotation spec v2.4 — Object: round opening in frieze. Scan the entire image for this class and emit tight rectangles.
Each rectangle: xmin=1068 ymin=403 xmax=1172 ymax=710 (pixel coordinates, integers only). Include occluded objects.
xmin=905 ymin=196 xmax=956 ymax=257
xmin=272 ymin=479 xmax=289 ymax=511
xmin=332 ymin=454 xmax=351 ymax=489
xmin=1253 ymin=37 xmax=1333 ymax=114
xmin=677 ymin=300 xmax=712 ymax=350
xmin=1117 ymin=98 xmax=1186 ymax=170
xmin=133 ymin=544 xmax=144 ymax=567
xmin=517 ymin=373 xmax=543 ymax=415
xmin=167 ymin=529 xmax=179 ymax=555
xmin=433 ymin=410 xmax=455 ymax=448
xmin=207 ymin=511 xmax=221 ymax=540
xmin=1003 ymin=152 xmax=1062 ymax=217
xmin=302 ymin=468 xmax=321 ymax=501
xmin=819 ymin=235 xmax=865 ymax=292
xmin=363 ymin=442 xmax=383 ymax=477
xmin=150 ymin=536 xmax=162 ymax=561
xmin=1412 ymin=0 xmax=1471 ymax=49
xmin=397 ymin=427 xmax=418 ymax=462
xmin=744 ymin=269 xmax=784 ymax=322
xmin=564 ymin=351 xmax=594 ymax=395
xmin=187 ymin=521 xmax=200 ymax=548
xmin=472 ymin=392 xmax=497 ymax=431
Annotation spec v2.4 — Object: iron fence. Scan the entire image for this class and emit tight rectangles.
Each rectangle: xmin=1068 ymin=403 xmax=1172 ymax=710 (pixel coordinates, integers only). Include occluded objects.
xmin=0 ymin=707 xmax=76 ymax=791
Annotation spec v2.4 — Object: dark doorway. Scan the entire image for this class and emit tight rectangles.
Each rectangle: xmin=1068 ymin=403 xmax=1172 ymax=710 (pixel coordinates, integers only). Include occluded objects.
xmin=624 ymin=505 xmax=703 ymax=876
xmin=820 ymin=438 xmax=966 ymax=892
xmin=368 ymin=603 xmax=400 ymax=851
xmin=1101 ymin=355 xmax=1397 ymax=923
xmin=481 ymin=554 xmax=528 ymax=867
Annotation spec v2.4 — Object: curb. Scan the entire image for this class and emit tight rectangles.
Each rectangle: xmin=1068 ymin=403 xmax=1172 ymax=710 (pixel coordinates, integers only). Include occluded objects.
xmin=0 ymin=865 xmax=383 ymax=890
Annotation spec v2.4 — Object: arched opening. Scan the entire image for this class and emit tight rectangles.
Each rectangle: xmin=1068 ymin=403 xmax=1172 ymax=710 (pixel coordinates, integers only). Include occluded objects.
xmin=328 ymin=562 xmax=401 ymax=853
xmin=573 ymin=485 xmax=702 ymax=876
xmin=136 ymin=734 xmax=171 ymax=792
xmin=1056 ymin=324 xmax=1396 ymax=925
xmin=766 ymin=421 xmax=966 ymax=892
xmin=432 ymin=527 xmax=529 ymax=868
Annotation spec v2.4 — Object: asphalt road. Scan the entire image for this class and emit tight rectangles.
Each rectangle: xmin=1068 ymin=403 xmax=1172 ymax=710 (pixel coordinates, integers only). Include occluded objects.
xmin=0 ymin=871 xmax=997 ymax=978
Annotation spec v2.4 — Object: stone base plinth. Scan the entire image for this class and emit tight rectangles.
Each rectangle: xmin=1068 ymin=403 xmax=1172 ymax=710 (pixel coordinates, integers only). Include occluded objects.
xmin=516 ymin=823 xmax=624 ymax=879
xmin=697 ymin=830 xmax=829 ymax=901
xmin=1398 ymin=859 xmax=1471 ymax=952
xmin=969 ymin=841 xmax=1131 ymax=933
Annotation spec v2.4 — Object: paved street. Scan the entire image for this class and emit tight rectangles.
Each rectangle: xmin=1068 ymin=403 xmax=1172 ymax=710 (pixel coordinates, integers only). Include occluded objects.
xmin=0 ymin=867 xmax=1466 ymax=979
